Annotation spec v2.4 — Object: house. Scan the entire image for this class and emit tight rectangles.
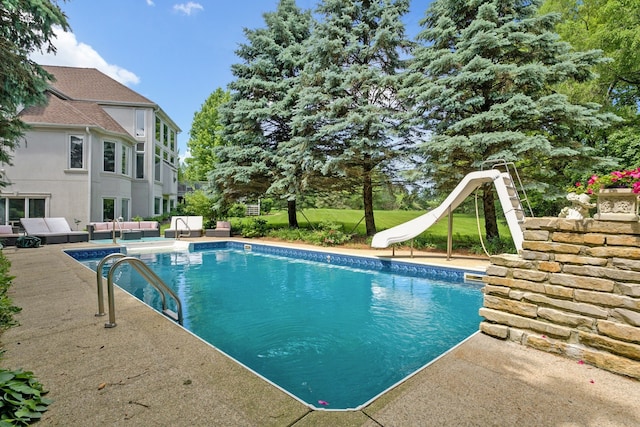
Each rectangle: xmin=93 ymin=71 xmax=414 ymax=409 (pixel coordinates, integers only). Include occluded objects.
xmin=3 ymin=65 xmax=180 ymax=230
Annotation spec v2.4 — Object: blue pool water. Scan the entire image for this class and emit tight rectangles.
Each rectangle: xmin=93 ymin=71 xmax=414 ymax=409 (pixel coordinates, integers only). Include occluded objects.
xmin=76 ymin=244 xmax=483 ymax=410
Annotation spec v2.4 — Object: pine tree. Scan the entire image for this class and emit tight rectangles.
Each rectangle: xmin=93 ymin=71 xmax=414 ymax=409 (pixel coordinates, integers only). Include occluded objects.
xmin=213 ymin=0 xmax=312 ymax=227
xmin=408 ymin=0 xmax=618 ymax=238
xmin=291 ymin=0 xmax=411 ymax=236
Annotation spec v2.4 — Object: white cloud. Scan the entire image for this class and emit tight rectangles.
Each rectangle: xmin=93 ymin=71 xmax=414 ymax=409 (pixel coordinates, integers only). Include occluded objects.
xmin=146 ymin=0 xmax=155 ymax=5
xmin=173 ymin=2 xmax=203 ymax=16
xmin=29 ymin=26 xmax=140 ymax=86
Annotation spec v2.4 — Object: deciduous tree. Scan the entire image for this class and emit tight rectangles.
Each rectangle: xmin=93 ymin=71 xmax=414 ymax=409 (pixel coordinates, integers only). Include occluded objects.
xmin=540 ymin=0 xmax=640 ymax=169
xmin=184 ymin=88 xmax=230 ymax=182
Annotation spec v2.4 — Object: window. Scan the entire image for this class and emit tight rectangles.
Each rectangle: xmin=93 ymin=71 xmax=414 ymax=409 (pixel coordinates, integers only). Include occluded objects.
xmin=163 ymin=123 xmax=168 ymax=146
xmin=135 ymin=110 xmax=145 ymax=137
xmin=103 ymin=141 xmax=116 ymax=172
xmin=154 ymin=197 xmax=161 ymax=215
xmin=155 ymin=117 xmax=161 ymax=142
xmin=103 ymin=198 xmax=115 ymax=221
xmin=121 ymin=199 xmax=129 ymax=221
xmin=29 ymin=199 xmax=45 ymax=217
xmin=154 ymin=146 xmax=161 ymax=181
xmin=8 ymin=199 xmax=25 ymax=224
xmin=136 ymin=153 xmax=144 ymax=179
xmin=0 ymin=197 xmax=47 ymax=225
xmin=121 ymin=145 xmax=130 ymax=176
xmin=170 ymin=130 xmax=175 ymax=151
xmin=69 ymin=136 xmax=84 ymax=169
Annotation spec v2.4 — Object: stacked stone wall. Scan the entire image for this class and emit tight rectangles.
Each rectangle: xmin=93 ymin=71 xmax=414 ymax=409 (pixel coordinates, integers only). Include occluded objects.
xmin=480 ymin=217 xmax=640 ymax=379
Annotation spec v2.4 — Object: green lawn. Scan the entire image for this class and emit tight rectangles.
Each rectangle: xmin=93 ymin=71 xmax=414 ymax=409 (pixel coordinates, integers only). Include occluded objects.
xmin=235 ymin=208 xmax=515 ymax=252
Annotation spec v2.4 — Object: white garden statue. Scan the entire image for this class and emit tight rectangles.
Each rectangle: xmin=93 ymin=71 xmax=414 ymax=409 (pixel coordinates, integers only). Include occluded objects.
xmin=559 ymin=192 xmax=595 ymax=219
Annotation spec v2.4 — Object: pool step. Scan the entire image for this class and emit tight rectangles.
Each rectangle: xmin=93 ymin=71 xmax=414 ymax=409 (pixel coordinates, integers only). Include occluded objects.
xmin=123 ymin=240 xmax=191 ymax=254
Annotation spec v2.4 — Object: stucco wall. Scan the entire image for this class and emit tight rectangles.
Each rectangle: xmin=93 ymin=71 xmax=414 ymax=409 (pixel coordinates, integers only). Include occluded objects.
xmin=481 ymin=217 xmax=640 ymax=379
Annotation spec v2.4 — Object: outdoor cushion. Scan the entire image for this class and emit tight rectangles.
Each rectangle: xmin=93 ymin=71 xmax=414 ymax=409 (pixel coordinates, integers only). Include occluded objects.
xmin=20 ymin=218 xmax=50 ymax=234
xmin=44 ymin=217 xmax=73 ymax=233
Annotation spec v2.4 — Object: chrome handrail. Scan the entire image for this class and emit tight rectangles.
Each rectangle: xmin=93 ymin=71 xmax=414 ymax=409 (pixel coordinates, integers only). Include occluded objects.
xmin=175 ymin=217 xmax=191 ymax=240
xmin=96 ymin=254 xmax=183 ymax=328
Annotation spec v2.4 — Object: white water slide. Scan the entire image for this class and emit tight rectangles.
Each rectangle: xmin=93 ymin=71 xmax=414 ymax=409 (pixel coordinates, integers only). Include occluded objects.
xmin=370 ymin=169 xmax=526 ymax=252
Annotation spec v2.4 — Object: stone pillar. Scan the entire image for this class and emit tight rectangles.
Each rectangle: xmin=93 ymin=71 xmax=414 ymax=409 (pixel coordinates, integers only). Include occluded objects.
xmin=480 ymin=218 xmax=640 ymax=379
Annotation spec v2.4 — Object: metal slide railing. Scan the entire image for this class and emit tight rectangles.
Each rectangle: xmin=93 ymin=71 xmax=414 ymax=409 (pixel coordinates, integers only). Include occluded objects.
xmin=481 ymin=159 xmax=533 ymax=218
xmin=95 ymin=253 xmax=183 ymax=328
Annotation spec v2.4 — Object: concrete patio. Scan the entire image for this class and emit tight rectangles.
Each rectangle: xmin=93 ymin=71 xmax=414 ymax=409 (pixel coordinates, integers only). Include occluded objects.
xmin=1 ymin=240 xmax=639 ymax=426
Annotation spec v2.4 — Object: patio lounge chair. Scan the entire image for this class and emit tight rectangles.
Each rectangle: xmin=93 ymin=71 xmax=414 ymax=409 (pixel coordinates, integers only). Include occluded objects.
xmin=164 ymin=216 xmax=203 ymax=238
xmin=0 ymin=225 xmax=19 ymax=246
xmin=44 ymin=217 xmax=89 ymax=243
xmin=20 ymin=217 xmax=88 ymax=244
xmin=205 ymin=221 xmax=231 ymax=237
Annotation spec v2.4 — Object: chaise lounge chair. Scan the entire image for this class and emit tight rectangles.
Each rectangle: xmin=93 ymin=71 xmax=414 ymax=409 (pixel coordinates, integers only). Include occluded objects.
xmin=44 ymin=217 xmax=89 ymax=243
xmin=164 ymin=216 xmax=204 ymax=238
xmin=0 ymin=225 xmax=19 ymax=246
xmin=205 ymin=221 xmax=231 ymax=237
xmin=20 ymin=217 xmax=89 ymax=244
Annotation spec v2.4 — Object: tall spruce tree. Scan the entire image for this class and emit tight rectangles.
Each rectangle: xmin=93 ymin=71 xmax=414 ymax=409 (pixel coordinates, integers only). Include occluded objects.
xmin=408 ymin=0 xmax=618 ymax=239
xmin=291 ymin=0 xmax=411 ymax=236
xmin=212 ymin=0 xmax=312 ymax=227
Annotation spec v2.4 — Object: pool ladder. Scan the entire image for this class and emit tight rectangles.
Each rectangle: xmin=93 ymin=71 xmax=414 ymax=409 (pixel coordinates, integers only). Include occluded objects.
xmin=175 ymin=217 xmax=192 ymax=240
xmin=95 ymin=253 xmax=183 ymax=328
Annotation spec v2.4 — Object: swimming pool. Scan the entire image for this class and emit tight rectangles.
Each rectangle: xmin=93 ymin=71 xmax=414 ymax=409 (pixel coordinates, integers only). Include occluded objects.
xmin=69 ymin=242 xmax=483 ymax=410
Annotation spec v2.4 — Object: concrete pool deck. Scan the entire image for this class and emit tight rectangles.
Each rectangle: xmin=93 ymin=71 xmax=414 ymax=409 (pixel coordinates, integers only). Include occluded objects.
xmin=1 ymin=239 xmax=639 ymax=426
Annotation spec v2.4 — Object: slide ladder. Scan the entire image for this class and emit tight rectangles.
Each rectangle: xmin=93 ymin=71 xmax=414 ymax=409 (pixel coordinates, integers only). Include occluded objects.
xmin=371 ymin=165 xmax=530 ymax=252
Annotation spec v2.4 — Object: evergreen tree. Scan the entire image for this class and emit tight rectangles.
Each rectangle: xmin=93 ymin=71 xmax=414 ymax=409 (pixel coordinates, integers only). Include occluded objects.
xmin=291 ymin=0 xmax=411 ymax=236
xmin=212 ymin=0 xmax=312 ymax=227
xmin=184 ymin=88 xmax=230 ymax=182
xmin=0 ymin=0 xmax=69 ymax=184
xmin=408 ymin=0 xmax=618 ymax=238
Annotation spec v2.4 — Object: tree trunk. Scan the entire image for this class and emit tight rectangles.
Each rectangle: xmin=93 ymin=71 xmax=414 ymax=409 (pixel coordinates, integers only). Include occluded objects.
xmin=363 ymin=171 xmax=376 ymax=236
xmin=287 ymin=199 xmax=299 ymax=228
xmin=483 ymin=184 xmax=500 ymax=240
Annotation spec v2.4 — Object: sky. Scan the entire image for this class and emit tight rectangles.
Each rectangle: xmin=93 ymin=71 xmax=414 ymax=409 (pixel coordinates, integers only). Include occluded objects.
xmin=31 ymin=1 xmax=428 ymax=160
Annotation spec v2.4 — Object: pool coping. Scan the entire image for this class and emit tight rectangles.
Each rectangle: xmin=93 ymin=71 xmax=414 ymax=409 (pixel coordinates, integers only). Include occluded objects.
xmin=3 ymin=239 xmax=639 ymax=425
xmin=65 ymin=240 xmax=484 ymax=411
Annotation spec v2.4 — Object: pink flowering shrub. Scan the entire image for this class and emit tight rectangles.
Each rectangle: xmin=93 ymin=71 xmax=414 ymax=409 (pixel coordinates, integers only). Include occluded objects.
xmin=571 ymin=167 xmax=640 ymax=195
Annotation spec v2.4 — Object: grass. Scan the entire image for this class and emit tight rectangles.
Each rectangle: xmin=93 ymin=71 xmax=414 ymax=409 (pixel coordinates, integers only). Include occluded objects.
xmin=230 ymin=208 xmax=516 ymax=254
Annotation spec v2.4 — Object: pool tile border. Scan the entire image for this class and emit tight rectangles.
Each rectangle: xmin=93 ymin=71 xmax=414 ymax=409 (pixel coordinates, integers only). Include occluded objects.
xmin=193 ymin=241 xmax=476 ymax=282
xmin=64 ymin=241 xmax=483 ymax=283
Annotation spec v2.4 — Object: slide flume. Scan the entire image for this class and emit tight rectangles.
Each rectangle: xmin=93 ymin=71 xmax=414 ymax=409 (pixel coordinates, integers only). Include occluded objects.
xmin=371 ymin=169 xmax=525 ymax=251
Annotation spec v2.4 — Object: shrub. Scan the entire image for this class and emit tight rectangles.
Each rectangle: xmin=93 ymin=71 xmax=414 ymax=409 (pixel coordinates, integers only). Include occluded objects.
xmin=228 ymin=203 xmax=246 ymax=218
xmin=260 ymin=198 xmax=274 ymax=214
xmin=307 ymin=222 xmax=351 ymax=246
xmin=241 ymin=218 xmax=268 ymax=238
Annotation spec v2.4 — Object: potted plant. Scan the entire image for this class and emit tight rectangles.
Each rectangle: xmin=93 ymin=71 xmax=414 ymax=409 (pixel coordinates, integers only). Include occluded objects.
xmin=570 ymin=168 xmax=640 ymax=221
